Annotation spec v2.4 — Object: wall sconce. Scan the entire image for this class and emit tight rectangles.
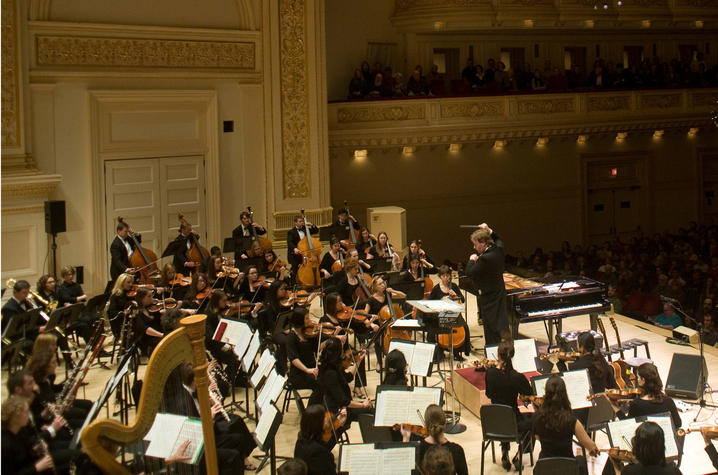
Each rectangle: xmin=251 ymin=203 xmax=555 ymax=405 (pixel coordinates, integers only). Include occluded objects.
xmin=354 ymin=149 xmax=368 ymax=159
xmin=688 ymin=127 xmax=699 ymax=137
xmin=523 ymin=19 xmax=534 ymax=27
xmin=653 ymin=130 xmax=664 ymax=139
xmin=577 ymin=135 xmax=588 ymax=144
xmin=584 ymin=20 xmax=595 ymax=28
xmin=536 ymin=137 xmax=549 ymax=147
xmin=433 ymin=21 xmax=446 ymax=31
xmin=448 ymin=143 xmax=462 ymax=153
xmin=493 ymin=140 xmax=506 ymax=149
xmin=695 ymin=20 xmax=704 ymax=28
xmin=641 ymin=20 xmax=651 ymax=28
xmin=616 ymin=132 xmax=628 ymax=142
xmin=402 ymin=146 xmax=416 ymax=155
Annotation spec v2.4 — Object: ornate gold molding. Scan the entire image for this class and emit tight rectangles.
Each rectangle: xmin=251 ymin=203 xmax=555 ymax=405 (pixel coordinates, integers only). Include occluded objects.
xmin=2 ymin=205 xmax=44 ymax=215
xmin=517 ymin=98 xmax=575 ymax=114
xmin=36 ymin=35 xmax=255 ymax=70
xmin=279 ymin=0 xmax=311 ymax=199
xmin=440 ymin=101 xmax=504 ymax=119
xmin=638 ymin=93 xmax=682 ymax=109
xmin=587 ymin=95 xmax=631 ymax=112
xmin=2 ymin=174 xmax=62 ymax=200
xmin=271 ymin=207 xmax=334 ymax=242
xmin=2 ymin=0 xmax=21 ymax=149
xmin=337 ymin=104 xmax=426 ymax=123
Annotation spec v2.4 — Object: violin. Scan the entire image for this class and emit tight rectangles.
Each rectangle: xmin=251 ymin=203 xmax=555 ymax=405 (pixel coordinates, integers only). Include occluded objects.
xmin=117 ymin=216 xmax=161 ymax=285
xmin=677 ymin=426 xmax=718 ymax=438
xmin=600 ymin=447 xmax=637 ymax=463
xmin=539 ymin=350 xmax=581 ymax=362
xmin=341 ymin=347 xmax=365 ymax=369
xmin=217 ymin=265 xmax=242 ymax=279
xmin=194 ymin=289 xmax=211 ymax=301
xmin=472 ymin=358 xmax=500 ymax=370
xmin=303 ymin=322 xmax=353 ymax=339
xmin=222 ymin=300 xmax=255 ymax=318
xmin=587 ymin=388 xmax=642 ymax=402
xmin=280 ymin=290 xmax=319 ymax=308
xmin=148 ymin=298 xmax=178 ymax=312
xmin=127 ymin=284 xmax=156 ymax=298
xmin=178 ymin=212 xmax=210 ymax=274
xmin=258 ymin=275 xmax=275 ymax=289
xmin=519 ymin=394 xmax=543 ymax=406
xmin=392 ymin=423 xmax=429 ymax=438
xmin=322 ymin=411 xmax=344 ymax=444
xmin=168 ymin=273 xmax=191 ymax=287
xmin=335 ymin=304 xmax=376 ymax=324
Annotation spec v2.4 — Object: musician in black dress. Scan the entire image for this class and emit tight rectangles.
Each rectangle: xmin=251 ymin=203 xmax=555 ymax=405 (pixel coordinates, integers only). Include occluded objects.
xmin=286 ymin=215 xmax=319 ymax=280
xmin=107 ymin=273 xmax=135 ymax=338
xmin=427 ymin=264 xmax=471 ymax=360
xmin=1 ymin=395 xmax=56 ymax=474
xmin=364 ymin=275 xmax=406 ymax=371
xmin=356 ymin=227 xmax=375 ymax=258
xmin=465 ymin=224 xmax=509 ymax=345
xmin=133 ymin=288 xmax=164 ymax=356
xmin=35 ymin=275 xmax=59 ymax=311
xmin=294 ymin=404 xmax=341 ymax=475
xmin=320 ymin=237 xmax=344 ymax=280
xmin=383 ymin=349 xmax=409 ymax=386
xmin=566 ymin=332 xmax=617 ymax=393
xmin=232 ymin=211 xmax=267 ymax=261
xmin=484 ymin=340 xmax=533 ymax=470
xmin=110 ymin=221 xmax=139 ymax=282
xmin=334 ymin=257 xmax=363 ymax=306
xmin=402 ymin=240 xmax=435 ymax=273
xmin=612 ymin=363 xmax=681 ymax=429
xmin=608 ymin=421 xmax=682 ymax=475
xmin=183 ymin=272 xmax=211 ymax=313
xmin=237 ymin=266 xmax=266 ymax=306
xmin=205 ymin=291 xmax=241 ymax=384
xmin=286 ymin=308 xmax=321 ymax=392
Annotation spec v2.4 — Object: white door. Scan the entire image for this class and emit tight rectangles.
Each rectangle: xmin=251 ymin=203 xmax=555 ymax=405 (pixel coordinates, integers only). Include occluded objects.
xmin=104 ymin=156 xmax=205 ymax=276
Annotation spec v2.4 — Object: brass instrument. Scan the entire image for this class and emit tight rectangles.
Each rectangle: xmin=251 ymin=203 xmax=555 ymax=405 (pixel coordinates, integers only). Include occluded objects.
xmin=81 ymin=315 xmax=219 ymax=475
xmin=29 ymin=289 xmax=59 ymax=313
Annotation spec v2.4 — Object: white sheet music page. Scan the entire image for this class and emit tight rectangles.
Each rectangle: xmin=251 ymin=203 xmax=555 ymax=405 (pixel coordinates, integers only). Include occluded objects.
xmin=410 ymin=342 xmax=435 ymax=377
xmin=250 ymin=349 xmax=275 ymax=387
xmin=380 ymin=446 xmax=416 ymax=474
xmin=387 ymin=340 xmax=415 ymax=371
xmin=486 ymin=338 xmax=537 ymax=373
xmin=145 ymin=413 xmax=187 ymax=457
xmin=646 ymin=415 xmax=679 ymax=457
xmin=562 ymin=369 xmax=593 ymax=409
xmin=374 ymin=391 xmax=408 ymax=426
xmin=255 ymin=404 xmax=278 ymax=448
xmin=340 ymin=444 xmax=381 ymax=474
xmin=242 ymin=331 xmax=261 ymax=372
xmin=608 ymin=418 xmax=641 ymax=451
xmin=256 ymin=370 xmax=282 ymax=411
xmin=409 ymin=387 xmax=442 ymax=425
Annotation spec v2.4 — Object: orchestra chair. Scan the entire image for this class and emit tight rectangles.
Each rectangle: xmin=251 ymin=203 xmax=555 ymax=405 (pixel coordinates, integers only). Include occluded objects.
xmin=358 ymin=413 xmax=394 ymax=443
xmin=586 ymin=395 xmax=617 ymax=441
xmin=280 ymin=380 xmax=311 ymax=415
xmin=480 ymin=404 xmax=534 ymax=475
xmin=533 ymin=457 xmax=579 ymax=475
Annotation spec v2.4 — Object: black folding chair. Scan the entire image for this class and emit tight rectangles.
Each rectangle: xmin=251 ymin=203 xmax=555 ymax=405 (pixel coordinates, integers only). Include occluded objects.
xmin=533 ymin=456 xmax=579 ymax=475
xmin=480 ymin=404 xmax=534 ymax=475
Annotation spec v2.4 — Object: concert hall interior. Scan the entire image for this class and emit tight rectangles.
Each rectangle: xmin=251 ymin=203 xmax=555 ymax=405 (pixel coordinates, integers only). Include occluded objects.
xmin=2 ymin=0 xmax=718 ymax=474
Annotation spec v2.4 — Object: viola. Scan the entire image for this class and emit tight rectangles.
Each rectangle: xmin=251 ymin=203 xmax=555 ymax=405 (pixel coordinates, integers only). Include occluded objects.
xmin=539 ymin=351 xmax=581 ymax=362
xmin=258 ymin=275 xmax=275 ymax=289
xmin=217 ymin=265 xmax=242 ymax=279
xmin=322 ymin=411 xmax=344 ymax=443
xmin=519 ymin=394 xmax=543 ymax=406
xmin=280 ymin=290 xmax=318 ymax=308
xmin=392 ymin=423 xmax=428 ymax=438
xmin=148 ymin=298 xmax=178 ymax=313
xmin=127 ymin=284 xmax=155 ymax=298
xmin=222 ymin=300 xmax=255 ymax=318
xmin=587 ymin=388 xmax=642 ymax=402
xmin=194 ymin=289 xmax=211 ymax=300
xmin=341 ymin=347 xmax=365 ymax=369
xmin=472 ymin=358 xmax=499 ymax=370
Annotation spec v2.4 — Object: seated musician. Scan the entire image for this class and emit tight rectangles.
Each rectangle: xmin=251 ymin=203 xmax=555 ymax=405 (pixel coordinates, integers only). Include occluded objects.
xmin=611 ymin=363 xmax=681 ymax=429
xmin=383 ymin=349 xmax=409 ymax=386
xmin=57 ymin=265 xmax=87 ymax=308
xmin=367 ymin=231 xmax=400 ymax=269
xmin=334 ymin=257 xmax=370 ymax=307
xmin=1 ymin=395 xmax=57 ymax=474
xmin=133 ymin=287 xmax=165 ymax=356
xmin=294 ymin=404 xmax=342 ymax=475
xmin=427 ymin=264 xmax=471 ymax=360
xmin=107 ymin=273 xmax=134 ymax=338
xmin=199 ymin=245 xmax=222 ymax=274
xmin=260 ymin=248 xmax=288 ymax=280
xmin=183 ymin=272 xmax=212 ymax=312
xmin=608 ymin=421 xmax=681 ymax=475
xmin=322 ymin=293 xmax=367 ymax=397
xmin=204 ymin=291 xmax=241 ymax=384
xmin=7 ymin=370 xmax=71 ymax=444
xmin=172 ymin=222 xmax=201 ymax=275
xmin=259 ymin=279 xmax=290 ymax=341
xmin=35 ymin=274 xmax=59 ymax=311
xmin=2 ymin=279 xmax=46 ymax=356
xmin=347 ymin=247 xmax=371 ymax=272
xmin=207 ymin=255 xmax=243 ymax=295
xmin=158 ymin=263 xmax=189 ymax=301
xmin=399 ymin=404 xmax=468 ymax=475
xmin=313 ymin=337 xmax=372 ymax=426
xmin=232 ymin=211 xmax=267 ymax=261
xmin=565 ymin=332 xmax=617 ymax=393
xmin=485 ymin=340 xmax=533 ymax=470
xmin=25 ymin=350 xmax=92 ymax=430
xmin=364 ymin=275 xmax=406 ymax=370
xmin=320 ymin=237 xmax=344 ymax=280
xmin=356 ymin=227 xmax=376 ymax=258
xmin=402 ymin=240 xmax=435 ymax=273
xmin=237 ymin=266 xmax=266 ymax=308
xmin=532 ymin=375 xmax=599 ymax=475
xmin=285 ymin=307 xmax=322 ymax=392
xmin=421 ymin=446 xmax=456 ymax=475
xmin=286 ymin=215 xmax=319 ymax=281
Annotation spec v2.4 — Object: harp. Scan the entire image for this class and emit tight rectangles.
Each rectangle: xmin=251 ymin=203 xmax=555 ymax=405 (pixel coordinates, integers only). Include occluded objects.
xmin=81 ymin=314 xmax=218 ymax=474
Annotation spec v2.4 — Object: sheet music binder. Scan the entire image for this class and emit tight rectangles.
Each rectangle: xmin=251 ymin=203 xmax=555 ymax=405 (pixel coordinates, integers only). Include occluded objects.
xmin=241 ymin=330 xmax=261 ymax=373
xmin=212 ymin=318 xmax=253 ymax=359
xmin=45 ymin=302 xmax=84 ymax=330
xmin=339 ymin=442 xmax=421 ymax=475
xmin=387 ymin=339 xmax=435 ymax=377
xmin=530 ymin=369 xmax=593 ymax=410
xmin=2 ymin=307 xmax=43 ymax=338
xmin=606 ymin=412 xmax=680 ymax=460
xmin=374 ymin=385 xmax=443 ymax=427
xmin=252 ymin=403 xmax=284 ymax=452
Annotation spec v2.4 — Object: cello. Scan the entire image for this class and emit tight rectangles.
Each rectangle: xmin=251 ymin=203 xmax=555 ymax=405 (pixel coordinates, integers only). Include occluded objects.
xmin=339 ymin=200 xmax=360 ymax=250
xmin=117 ymin=217 xmax=160 ymax=284
xmin=380 ymin=291 xmax=411 ymax=353
xmin=177 ymin=213 xmax=210 ymax=275
xmin=296 ymin=209 xmax=322 ymax=288
xmin=247 ymin=206 xmax=273 ymax=252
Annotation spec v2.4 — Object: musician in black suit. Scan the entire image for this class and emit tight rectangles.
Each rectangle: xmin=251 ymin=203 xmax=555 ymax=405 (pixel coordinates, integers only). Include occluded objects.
xmin=465 ymin=223 xmax=509 ymax=345
xmin=172 ymin=223 xmax=200 ymax=274
xmin=286 ymin=215 xmax=319 ymax=279
xmin=110 ymin=221 xmax=140 ymax=282
xmin=232 ymin=211 xmax=267 ymax=261
xmin=333 ymin=207 xmax=360 ymax=242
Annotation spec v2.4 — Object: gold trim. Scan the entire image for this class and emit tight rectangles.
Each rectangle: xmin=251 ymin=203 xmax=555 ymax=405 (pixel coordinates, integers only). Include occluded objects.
xmin=2 ymin=0 xmax=21 ymax=149
xmin=2 ymin=205 xmax=44 ymax=215
xmin=2 ymin=174 xmax=62 ymax=199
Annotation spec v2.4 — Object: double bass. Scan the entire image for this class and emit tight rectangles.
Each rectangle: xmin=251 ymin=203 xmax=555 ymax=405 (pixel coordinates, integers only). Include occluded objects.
xmin=117 ymin=216 xmax=160 ymax=284
xmin=177 ymin=213 xmax=210 ymax=275
xmin=296 ymin=209 xmax=322 ymax=288
xmin=339 ymin=200 xmax=360 ymax=250
xmin=247 ymin=206 xmax=273 ymax=252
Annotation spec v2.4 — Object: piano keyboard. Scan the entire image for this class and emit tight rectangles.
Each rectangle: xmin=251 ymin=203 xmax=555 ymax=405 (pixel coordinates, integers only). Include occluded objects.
xmin=526 ymin=302 xmax=606 ymax=318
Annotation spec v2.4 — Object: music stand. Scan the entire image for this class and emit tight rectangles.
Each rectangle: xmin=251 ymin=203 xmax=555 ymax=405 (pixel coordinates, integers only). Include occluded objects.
xmin=222 ymin=237 xmax=236 ymax=254
xmin=2 ymin=308 xmax=43 ymax=367
xmin=252 ymin=403 xmax=286 ymax=473
xmin=237 ymin=256 xmax=264 ymax=273
xmin=319 ymin=224 xmax=342 ymax=241
xmin=367 ymin=258 xmax=393 ymax=274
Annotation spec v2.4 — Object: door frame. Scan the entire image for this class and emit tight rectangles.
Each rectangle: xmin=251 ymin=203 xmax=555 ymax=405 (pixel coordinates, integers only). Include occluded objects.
xmin=90 ymin=90 xmax=220 ymax=292
xmin=580 ymin=151 xmax=652 ymax=245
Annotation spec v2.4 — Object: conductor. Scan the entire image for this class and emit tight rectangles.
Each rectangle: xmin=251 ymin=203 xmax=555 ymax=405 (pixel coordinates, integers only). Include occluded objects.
xmin=465 ymin=223 xmax=509 ymax=345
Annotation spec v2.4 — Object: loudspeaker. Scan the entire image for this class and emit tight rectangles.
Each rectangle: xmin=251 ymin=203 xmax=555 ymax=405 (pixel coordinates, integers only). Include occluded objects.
xmin=75 ymin=266 xmax=84 ymax=285
xmin=44 ymin=201 xmax=66 ymax=234
xmin=665 ymin=353 xmax=704 ymax=400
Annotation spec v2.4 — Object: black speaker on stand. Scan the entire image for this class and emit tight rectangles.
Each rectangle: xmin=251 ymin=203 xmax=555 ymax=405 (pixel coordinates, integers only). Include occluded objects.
xmin=44 ymin=200 xmax=66 ymax=278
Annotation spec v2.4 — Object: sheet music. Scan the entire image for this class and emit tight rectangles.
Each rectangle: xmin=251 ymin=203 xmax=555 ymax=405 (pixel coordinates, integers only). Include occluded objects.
xmin=406 ymin=299 xmax=463 ymax=314
xmin=486 ymin=338 xmax=537 ymax=373
xmin=256 ymin=370 xmax=286 ymax=412
xmin=340 ymin=444 xmax=381 ymax=474
xmin=375 ymin=386 xmax=442 ymax=426
xmin=544 ymin=282 xmax=580 ymax=292
xmin=387 ymin=341 xmax=415 ymax=371
xmin=242 ymin=331 xmax=260 ymax=373
xmin=391 ymin=318 xmax=422 ymax=328
xmin=387 ymin=340 xmax=435 ymax=377
xmin=145 ymin=413 xmax=203 ymax=463
xmin=213 ymin=319 xmax=252 ymax=358
xmin=250 ymin=349 xmax=275 ymax=387
xmin=255 ymin=404 xmax=278 ymax=447
xmin=646 ymin=415 xmax=679 ymax=457
xmin=380 ymin=447 xmax=416 ymax=474
xmin=608 ymin=418 xmax=641 ymax=451
xmin=561 ymin=369 xmax=592 ymax=409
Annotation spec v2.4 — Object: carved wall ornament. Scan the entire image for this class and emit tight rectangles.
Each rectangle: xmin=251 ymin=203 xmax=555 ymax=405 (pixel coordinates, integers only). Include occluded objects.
xmin=35 ymin=35 xmax=256 ymax=70
xmin=639 ymin=93 xmax=681 ymax=109
xmin=587 ymin=96 xmax=631 ymax=112
xmin=279 ymin=0 xmax=311 ymax=199
xmin=440 ymin=102 xmax=505 ymax=119
xmin=517 ymin=98 xmax=575 ymax=114
xmin=2 ymin=0 xmax=20 ymax=149
xmin=692 ymin=92 xmax=718 ymax=107
xmin=337 ymin=104 xmax=426 ymax=123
